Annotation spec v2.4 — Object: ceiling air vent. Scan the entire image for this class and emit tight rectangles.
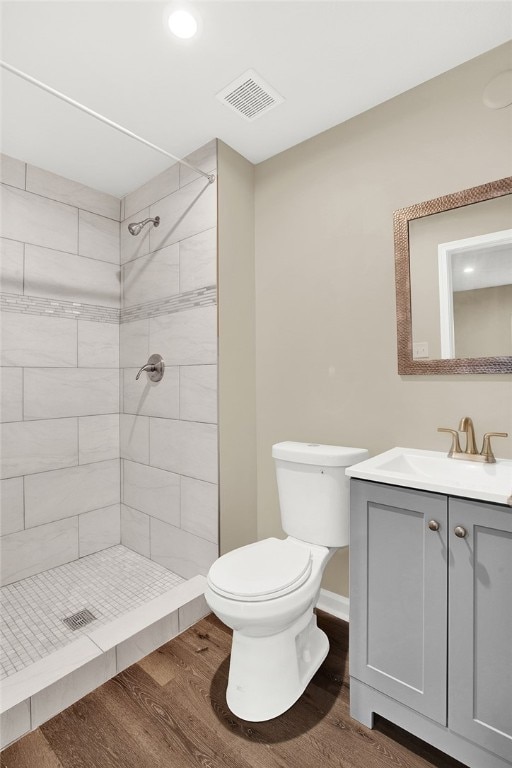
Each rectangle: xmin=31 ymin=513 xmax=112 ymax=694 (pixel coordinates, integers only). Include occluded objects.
xmin=216 ymin=69 xmax=284 ymax=121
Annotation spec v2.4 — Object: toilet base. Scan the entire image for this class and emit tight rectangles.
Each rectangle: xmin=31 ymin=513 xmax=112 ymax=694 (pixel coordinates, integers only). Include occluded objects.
xmin=226 ymin=609 xmax=329 ymax=722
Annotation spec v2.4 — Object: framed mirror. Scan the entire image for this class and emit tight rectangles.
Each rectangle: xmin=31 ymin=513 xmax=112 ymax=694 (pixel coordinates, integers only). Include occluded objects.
xmin=394 ymin=177 xmax=512 ymax=374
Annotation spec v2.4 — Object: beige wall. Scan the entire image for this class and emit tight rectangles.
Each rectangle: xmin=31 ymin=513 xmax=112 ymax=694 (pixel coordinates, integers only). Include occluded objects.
xmin=217 ymin=141 xmax=257 ymax=554
xmin=454 ymin=284 xmax=512 ymax=358
xmin=254 ymin=42 xmax=512 ymax=597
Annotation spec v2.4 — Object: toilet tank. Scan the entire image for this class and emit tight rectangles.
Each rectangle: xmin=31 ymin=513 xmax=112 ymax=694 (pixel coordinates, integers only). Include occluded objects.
xmin=272 ymin=442 xmax=368 ymax=548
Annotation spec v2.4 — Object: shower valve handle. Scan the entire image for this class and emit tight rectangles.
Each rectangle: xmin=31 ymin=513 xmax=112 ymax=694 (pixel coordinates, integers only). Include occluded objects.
xmin=135 ymin=363 xmax=155 ymax=380
xmin=135 ymin=354 xmax=165 ymax=382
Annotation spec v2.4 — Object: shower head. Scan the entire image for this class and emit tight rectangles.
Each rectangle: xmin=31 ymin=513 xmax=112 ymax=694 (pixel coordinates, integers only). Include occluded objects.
xmin=127 ymin=216 xmax=160 ymax=236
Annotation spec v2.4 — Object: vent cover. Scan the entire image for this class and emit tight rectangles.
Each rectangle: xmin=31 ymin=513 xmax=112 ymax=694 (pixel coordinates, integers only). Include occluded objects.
xmin=216 ymin=69 xmax=284 ymax=121
xmin=63 ymin=609 xmax=97 ymax=631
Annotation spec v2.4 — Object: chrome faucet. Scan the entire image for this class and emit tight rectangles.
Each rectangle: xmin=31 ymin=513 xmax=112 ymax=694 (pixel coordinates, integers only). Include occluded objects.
xmin=135 ymin=353 xmax=165 ymax=382
xmin=438 ymin=416 xmax=508 ymax=463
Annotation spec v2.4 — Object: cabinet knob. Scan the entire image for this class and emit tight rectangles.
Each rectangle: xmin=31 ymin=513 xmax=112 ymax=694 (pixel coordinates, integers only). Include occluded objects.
xmin=428 ymin=520 xmax=440 ymax=531
xmin=454 ymin=526 xmax=467 ymax=539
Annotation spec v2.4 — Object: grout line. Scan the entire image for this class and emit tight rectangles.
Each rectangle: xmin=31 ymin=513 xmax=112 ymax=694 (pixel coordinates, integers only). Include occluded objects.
xmin=124 ymin=177 xmax=179 ymax=225
xmin=4 ymin=408 xmax=120 ymax=422
xmin=178 ymin=365 xmax=181 ymax=419
xmin=178 ymin=239 xmax=181 ymax=295
xmin=120 ymin=223 xmax=216 ymax=266
xmin=118 ymin=460 xmax=217 ymax=488
xmin=22 ymin=242 xmax=26 ymax=296
xmin=87 ymin=636 xmax=105 ymax=654
xmin=6 ymin=179 xmax=121 ymax=222
xmin=2 ymin=512 xmax=81 ymax=537
xmin=2 ymin=235 xmax=120 ymax=266
xmin=77 ymin=505 xmax=81 ymax=557
xmin=178 ymin=474 xmax=182 ymax=530
xmin=17 ymin=413 xmax=120 ymax=426
xmin=22 ymin=475 xmax=26 ymax=531
xmin=0 ymin=456 xmax=120 ymax=484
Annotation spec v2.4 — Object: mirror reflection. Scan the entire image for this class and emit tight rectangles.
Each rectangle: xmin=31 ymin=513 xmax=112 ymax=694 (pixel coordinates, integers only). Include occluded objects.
xmin=409 ymin=194 xmax=512 ymax=361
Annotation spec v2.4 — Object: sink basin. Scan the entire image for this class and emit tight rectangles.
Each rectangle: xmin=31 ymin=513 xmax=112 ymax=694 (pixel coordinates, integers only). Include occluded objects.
xmin=345 ymin=447 xmax=512 ymax=506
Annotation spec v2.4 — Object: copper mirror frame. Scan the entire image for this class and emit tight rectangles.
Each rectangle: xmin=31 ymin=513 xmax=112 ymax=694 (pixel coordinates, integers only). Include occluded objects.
xmin=394 ymin=176 xmax=512 ymax=375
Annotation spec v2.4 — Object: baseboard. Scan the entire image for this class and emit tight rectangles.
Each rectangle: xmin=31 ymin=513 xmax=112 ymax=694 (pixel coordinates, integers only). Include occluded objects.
xmin=317 ymin=588 xmax=349 ymax=622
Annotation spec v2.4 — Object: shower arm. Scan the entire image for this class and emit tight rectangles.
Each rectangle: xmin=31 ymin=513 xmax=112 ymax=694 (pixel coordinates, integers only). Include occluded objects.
xmin=0 ymin=60 xmax=216 ymax=185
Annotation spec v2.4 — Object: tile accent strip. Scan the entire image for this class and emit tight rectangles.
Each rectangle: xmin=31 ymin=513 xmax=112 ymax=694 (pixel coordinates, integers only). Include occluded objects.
xmin=0 ymin=293 xmax=120 ymax=324
xmin=0 ymin=286 xmax=216 ymax=324
xmin=121 ymin=286 xmax=217 ymax=323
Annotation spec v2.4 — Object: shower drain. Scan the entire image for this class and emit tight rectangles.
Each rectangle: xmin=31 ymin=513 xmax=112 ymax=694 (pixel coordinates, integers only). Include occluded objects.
xmin=62 ymin=609 xmax=97 ymax=631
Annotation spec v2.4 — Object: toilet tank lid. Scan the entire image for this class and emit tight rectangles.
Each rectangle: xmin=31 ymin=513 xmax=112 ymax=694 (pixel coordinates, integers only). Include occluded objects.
xmin=272 ymin=441 xmax=368 ymax=467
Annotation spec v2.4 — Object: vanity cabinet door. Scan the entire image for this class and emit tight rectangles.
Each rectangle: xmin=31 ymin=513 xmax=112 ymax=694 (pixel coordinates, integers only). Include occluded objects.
xmin=448 ymin=498 xmax=512 ymax=763
xmin=350 ymin=480 xmax=448 ymax=725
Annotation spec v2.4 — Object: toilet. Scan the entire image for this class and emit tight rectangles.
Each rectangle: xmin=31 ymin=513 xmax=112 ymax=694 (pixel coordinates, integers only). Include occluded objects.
xmin=205 ymin=440 xmax=368 ymax=722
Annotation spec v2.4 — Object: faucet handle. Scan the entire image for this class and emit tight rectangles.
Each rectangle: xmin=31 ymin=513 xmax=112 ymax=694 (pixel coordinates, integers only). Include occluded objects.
xmin=480 ymin=432 xmax=509 ymax=463
xmin=135 ymin=363 xmax=155 ymax=380
xmin=438 ymin=428 xmax=462 ymax=457
xmin=134 ymin=353 xmax=165 ymax=382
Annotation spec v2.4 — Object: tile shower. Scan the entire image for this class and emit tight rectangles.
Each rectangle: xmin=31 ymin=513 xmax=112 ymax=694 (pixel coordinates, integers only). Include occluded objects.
xmin=0 ymin=141 xmax=218 ymax=747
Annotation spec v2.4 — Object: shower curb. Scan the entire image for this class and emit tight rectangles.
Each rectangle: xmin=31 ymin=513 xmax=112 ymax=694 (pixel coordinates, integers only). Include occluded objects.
xmin=0 ymin=575 xmax=208 ymax=749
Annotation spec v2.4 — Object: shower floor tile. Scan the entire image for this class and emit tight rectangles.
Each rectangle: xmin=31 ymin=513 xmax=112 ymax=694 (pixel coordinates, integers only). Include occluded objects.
xmin=0 ymin=545 xmax=184 ymax=680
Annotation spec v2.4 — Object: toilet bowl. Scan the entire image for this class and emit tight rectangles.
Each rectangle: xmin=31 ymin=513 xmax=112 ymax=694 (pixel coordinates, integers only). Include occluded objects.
xmin=206 ymin=536 xmax=335 ymax=721
xmin=205 ymin=441 xmax=368 ymax=722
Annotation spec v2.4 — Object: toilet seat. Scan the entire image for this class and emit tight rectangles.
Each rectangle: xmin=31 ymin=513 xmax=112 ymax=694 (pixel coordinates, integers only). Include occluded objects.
xmin=207 ymin=538 xmax=312 ymax=602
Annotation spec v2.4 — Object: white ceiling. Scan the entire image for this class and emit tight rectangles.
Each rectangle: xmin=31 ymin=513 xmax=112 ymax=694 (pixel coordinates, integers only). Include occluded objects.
xmin=452 ymin=244 xmax=512 ymax=291
xmin=1 ymin=1 xmax=511 ymax=197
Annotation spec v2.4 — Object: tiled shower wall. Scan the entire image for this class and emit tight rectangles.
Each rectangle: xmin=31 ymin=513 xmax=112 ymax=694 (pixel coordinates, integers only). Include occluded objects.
xmin=0 ymin=140 xmax=218 ymax=587
xmin=0 ymin=155 xmax=121 ymax=585
xmin=119 ymin=140 xmax=219 ymax=578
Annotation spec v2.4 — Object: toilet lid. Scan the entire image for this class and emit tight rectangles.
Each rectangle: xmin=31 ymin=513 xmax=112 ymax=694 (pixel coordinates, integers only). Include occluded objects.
xmin=207 ymin=538 xmax=312 ymax=602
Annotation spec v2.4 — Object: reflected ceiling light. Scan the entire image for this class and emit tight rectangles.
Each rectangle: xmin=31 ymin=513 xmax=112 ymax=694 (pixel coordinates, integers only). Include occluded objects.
xmin=463 ymin=267 xmax=475 ymax=273
xmin=168 ymin=8 xmax=198 ymax=39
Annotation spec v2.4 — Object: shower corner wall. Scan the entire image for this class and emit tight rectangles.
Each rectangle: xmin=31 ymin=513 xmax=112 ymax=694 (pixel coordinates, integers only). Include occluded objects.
xmin=0 ymin=138 xmax=219 ymax=586
xmin=119 ymin=138 xmax=219 ymax=578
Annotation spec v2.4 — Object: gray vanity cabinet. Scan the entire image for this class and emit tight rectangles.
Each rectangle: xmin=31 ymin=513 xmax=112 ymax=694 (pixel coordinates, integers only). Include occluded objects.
xmin=349 ymin=481 xmax=448 ymax=724
xmin=448 ymin=497 xmax=512 ymax=763
xmin=350 ymin=479 xmax=512 ymax=768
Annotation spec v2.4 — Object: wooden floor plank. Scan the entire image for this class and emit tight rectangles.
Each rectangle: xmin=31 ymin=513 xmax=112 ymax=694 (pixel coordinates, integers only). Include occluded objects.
xmin=114 ymin=663 xmax=258 ymax=768
xmin=137 ymin=647 xmax=178 ymax=687
xmin=0 ymin=730 xmax=64 ymax=768
xmin=38 ymin=694 xmax=153 ymax=768
xmin=1 ymin=611 xmax=466 ymax=768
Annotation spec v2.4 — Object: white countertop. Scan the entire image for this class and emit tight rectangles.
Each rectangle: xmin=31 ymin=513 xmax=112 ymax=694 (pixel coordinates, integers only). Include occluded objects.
xmin=346 ymin=447 xmax=512 ymax=506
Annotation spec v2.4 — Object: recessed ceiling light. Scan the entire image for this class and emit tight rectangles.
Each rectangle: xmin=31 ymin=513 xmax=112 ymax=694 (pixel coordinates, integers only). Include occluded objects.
xmin=463 ymin=266 xmax=475 ymax=273
xmin=168 ymin=9 xmax=198 ymax=39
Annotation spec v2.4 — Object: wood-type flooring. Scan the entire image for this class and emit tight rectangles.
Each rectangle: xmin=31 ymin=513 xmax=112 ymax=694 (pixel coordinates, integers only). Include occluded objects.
xmin=1 ymin=611 xmax=466 ymax=768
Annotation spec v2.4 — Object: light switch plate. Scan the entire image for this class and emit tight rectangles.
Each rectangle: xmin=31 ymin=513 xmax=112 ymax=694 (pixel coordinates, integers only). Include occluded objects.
xmin=413 ymin=341 xmax=429 ymax=359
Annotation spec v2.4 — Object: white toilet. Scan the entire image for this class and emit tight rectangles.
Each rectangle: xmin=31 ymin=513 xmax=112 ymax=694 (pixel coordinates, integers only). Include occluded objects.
xmin=205 ymin=440 xmax=368 ymax=722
